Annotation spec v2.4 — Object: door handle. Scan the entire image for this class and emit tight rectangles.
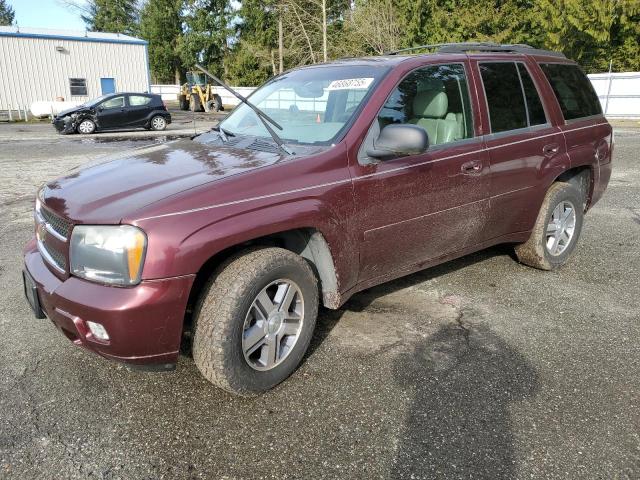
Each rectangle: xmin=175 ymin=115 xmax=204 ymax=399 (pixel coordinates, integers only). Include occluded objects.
xmin=461 ymin=160 xmax=482 ymax=174
xmin=543 ymin=143 xmax=559 ymax=156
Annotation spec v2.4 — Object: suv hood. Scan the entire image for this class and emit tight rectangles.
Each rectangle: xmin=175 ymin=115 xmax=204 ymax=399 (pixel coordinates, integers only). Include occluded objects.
xmin=41 ymin=138 xmax=286 ymax=223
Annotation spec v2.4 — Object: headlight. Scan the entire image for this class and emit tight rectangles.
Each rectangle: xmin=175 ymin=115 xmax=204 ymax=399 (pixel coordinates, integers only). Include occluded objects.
xmin=70 ymin=225 xmax=147 ymax=286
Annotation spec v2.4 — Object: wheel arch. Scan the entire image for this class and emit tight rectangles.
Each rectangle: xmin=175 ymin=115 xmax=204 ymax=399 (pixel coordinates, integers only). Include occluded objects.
xmin=554 ymin=165 xmax=594 ymax=211
xmin=182 ymin=227 xmax=341 ymax=343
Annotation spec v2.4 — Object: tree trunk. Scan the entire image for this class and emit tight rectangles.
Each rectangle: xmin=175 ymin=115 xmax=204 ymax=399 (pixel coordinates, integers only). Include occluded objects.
xmin=278 ymin=14 xmax=284 ymax=74
xmin=175 ymin=66 xmax=181 ymax=86
xmin=322 ymin=0 xmax=327 ymax=62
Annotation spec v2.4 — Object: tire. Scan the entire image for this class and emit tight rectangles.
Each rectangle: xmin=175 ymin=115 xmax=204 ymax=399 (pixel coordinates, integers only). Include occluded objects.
xmin=189 ymin=94 xmax=202 ymax=112
xmin=76 ymin=118 xmax=96 ymax=134
xmin=179 ymin=95 xmax=189 ymax=111
xmin=149 ymin=115 xmax=167 ymax=131
xmin=515 ymin=182 xmax=584 ymax=270
xmin=192 ymin=247 xmax=319 ymax=396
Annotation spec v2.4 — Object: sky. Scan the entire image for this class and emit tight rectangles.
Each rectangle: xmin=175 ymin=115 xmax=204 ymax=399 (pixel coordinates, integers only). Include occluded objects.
xmin=8 ymin=0 xmax=86 ymax=31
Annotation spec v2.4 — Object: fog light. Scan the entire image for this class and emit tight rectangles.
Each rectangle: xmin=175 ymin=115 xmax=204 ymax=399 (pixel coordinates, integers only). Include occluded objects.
xmin=87 ymin=321 xmax=109 ymax=341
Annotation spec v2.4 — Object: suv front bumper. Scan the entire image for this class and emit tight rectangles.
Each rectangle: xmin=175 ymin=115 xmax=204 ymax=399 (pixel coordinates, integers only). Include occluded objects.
xmin=23 ymin=238 xmax=194 ymax=367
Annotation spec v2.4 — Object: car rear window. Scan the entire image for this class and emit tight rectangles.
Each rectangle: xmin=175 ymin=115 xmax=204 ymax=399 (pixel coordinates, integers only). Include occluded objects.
xmin=129 ymin=95 xmax=153 ymax=106
xmin=479 ymin=62 xmax=528 ymax=133
xmin=539 ymin=63 xmax=602 ymax=121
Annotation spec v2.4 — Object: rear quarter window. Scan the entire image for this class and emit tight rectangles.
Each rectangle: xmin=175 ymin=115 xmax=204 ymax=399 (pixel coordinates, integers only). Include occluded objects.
xmin=539 ymin=63 xmax=602 ymax=121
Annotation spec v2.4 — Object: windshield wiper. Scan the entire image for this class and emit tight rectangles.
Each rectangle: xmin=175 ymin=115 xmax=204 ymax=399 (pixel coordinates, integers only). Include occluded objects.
xmin=216 ymin=126 xmax=234 ymax=143
xmin=195 ymin=64 xmax=294 ymax=155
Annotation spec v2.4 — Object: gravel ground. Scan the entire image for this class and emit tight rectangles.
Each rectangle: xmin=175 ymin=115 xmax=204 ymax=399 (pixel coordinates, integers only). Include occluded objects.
xmin=0 ymin=124 xmax=638 ymax=479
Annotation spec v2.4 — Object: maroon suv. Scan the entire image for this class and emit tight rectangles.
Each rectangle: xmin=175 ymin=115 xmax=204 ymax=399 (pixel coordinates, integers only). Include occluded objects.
xmin=23 ymin=43 xmax=612 ymax=395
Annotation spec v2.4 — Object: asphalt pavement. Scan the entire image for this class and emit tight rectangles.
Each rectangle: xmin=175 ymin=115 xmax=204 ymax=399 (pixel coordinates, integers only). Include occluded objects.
xmin=0 ymin=123 xmax=638 ymax=479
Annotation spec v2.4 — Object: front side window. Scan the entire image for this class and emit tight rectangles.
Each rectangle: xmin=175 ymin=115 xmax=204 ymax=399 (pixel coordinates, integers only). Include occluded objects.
xmin=219 ymin=65 xmax=388 ymax=145
xmin=101 ymin=96 xmax=125 ymax=109
xmin=539 ymin=63 xmax=602 ymax=121
xmin=377 ymin=63 xmax=474 ymax=145
xmin=129 ymin=95 xmax=152 ymax=106
xmin=69 ymin=78 xmax=87 ymax=96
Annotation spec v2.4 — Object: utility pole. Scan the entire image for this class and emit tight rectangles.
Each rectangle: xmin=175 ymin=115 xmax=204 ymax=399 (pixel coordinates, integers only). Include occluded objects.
xmin=279 ymin=13 xmax=284 ymax=73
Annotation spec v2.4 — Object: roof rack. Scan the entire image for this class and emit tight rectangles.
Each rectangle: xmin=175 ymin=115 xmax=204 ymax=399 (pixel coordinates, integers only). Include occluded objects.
xmin=386 ymin=42 xmax=566 ymax=58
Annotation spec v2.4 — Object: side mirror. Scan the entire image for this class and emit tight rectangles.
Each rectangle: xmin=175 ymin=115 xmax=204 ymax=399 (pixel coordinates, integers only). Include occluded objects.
xmin=366 ymin=124 xmax=429 ymax=160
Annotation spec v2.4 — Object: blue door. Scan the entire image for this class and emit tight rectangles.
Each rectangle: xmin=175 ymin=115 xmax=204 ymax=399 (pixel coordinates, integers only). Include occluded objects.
xmin=100 ymin=78 xmax=116 ymax=95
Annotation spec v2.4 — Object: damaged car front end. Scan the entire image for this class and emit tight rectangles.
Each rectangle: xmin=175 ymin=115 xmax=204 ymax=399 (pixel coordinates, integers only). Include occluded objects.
xmin=52 ymin=109 xmax=93 ymax=134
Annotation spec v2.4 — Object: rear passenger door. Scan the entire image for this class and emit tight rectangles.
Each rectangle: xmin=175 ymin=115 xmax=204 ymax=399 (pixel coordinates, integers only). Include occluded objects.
xmin=475 ymin=59 xmax=567 ymax=239
xmin=350 ymin=62 xmax=490 ymax=282
xmin=127 ymin=95 xmax=154 ymax=126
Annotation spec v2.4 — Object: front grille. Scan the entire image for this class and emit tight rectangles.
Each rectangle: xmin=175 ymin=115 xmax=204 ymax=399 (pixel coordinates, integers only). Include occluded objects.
xmin=41 ymin=239 xmax=67 ymax=270
xmin=40 ymin=207 xmax=72 ymax=239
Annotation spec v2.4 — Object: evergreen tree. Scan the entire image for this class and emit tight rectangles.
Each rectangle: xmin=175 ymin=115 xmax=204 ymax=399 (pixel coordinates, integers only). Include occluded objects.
xmin=140 ymin=0 xmax=184 ymax=84
xmin=179 ymin=0 xmax=229 ymax=78
xmin=0 ymin=0 xmax=15 ymax=26
xmin=81 ymin=0 xmax=139 ymax=35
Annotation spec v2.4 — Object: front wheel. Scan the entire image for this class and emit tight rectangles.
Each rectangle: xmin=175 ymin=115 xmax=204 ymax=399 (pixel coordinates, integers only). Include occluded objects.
xmin=192 ymin=247 xmax=319 ymax=396
xmin=515 ymin=182 xmax=584 ymax=270
xmin=76 ymin=119 xmax=96 ymax=134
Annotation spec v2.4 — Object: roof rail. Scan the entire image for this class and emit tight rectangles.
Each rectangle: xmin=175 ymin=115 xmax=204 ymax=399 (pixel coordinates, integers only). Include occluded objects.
xmin=387 ymin=42 xmax=566 ymax=58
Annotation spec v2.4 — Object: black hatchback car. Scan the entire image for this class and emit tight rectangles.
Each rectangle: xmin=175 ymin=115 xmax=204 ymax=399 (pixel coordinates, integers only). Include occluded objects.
xmin=53 ymin=93 xmax=172 ymax=134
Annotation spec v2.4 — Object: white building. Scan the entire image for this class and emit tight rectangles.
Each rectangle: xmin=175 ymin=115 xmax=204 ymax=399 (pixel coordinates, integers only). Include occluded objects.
xmin=0 ymin=26 xmax=150 ymax=111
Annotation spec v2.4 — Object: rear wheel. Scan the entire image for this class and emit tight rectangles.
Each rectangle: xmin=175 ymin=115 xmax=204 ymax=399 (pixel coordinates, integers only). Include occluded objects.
xmin=76 ymin=119 xmax=96 ymax=134
xmin=192 ymin=248 xmax=319 ymax=396
xmin=515 ymin=182 xmax=584 ymax=270
xmin=150 ymin=115 xmax=167 ymax=131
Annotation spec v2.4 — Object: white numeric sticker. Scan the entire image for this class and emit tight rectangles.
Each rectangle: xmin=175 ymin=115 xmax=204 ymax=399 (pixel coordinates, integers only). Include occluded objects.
xmin=327 ymin=78 xmax=374 ymax=90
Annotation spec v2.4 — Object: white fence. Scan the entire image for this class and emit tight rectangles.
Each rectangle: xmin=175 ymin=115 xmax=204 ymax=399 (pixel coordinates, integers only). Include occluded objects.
xmin=152 ymin=72 xmax=640 ymax=119
xmin=588 ymin=72 xmax=640 ymax=119
xmin=150 ymin=84 xmax=257 ymax=106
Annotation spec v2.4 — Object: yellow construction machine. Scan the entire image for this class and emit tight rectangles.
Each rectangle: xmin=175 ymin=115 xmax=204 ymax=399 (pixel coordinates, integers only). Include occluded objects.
xmin=177 ymin=71 xmax=224 ymax=112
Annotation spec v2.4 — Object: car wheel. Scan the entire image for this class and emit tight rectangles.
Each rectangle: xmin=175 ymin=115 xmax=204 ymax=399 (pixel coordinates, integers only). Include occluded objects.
xmin=150 ymin=115 xmax=167 ymax=131
xmin=192 ymin=247 xmax=319 ymax=396
xmin=515 ymin=182 xmax=584 ymax=270
xmin=76 ymin=119 xmax=96 ymax=134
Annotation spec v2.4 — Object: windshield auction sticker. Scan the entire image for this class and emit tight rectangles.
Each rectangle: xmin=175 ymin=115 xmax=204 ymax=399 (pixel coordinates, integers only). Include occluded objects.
xmin=327 ymin=78 xmax=374 ymax=90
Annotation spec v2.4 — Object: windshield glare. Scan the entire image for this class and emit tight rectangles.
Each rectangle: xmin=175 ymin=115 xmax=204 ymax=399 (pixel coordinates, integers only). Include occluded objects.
xmin=219 ymin=65 xmax=388 ymax=145
xmin=82 ymin=95 xmax=111 ymax=107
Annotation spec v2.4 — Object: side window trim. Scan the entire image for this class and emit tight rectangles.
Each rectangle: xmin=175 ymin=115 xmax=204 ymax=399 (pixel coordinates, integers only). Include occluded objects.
xmin=516 ymin=62 xmax=551 ymax=127
xmin=478 ymin=60 xmax=551 ymax=136
xmin=515 ymin=63 xmax=531 ymax=127
xmin=357 ymin=61 xmax=477 ymax=165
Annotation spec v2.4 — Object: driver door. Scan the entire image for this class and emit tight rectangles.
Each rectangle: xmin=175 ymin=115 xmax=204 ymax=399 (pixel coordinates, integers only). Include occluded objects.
xmin=97 ymin=95 xmax=128 ymax=129
xmin=349 ymin=62 xmax=490 ymax=282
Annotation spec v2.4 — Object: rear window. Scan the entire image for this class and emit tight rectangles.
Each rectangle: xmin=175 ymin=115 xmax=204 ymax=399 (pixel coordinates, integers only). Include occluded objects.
xmin=539 ymin=63 xmax=602 ymax=121
xmin=129 ymin=95 xmax=153 ymax=106
xmin=479 ymin=63 xmax=528 ymax=133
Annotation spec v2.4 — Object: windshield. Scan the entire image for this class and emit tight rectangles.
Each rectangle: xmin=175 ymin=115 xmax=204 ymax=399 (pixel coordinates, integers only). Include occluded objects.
xmin=219 ymin=65 xmax=389 ymax=145
xmin=82 ymin=95 xmax=111 ymax=107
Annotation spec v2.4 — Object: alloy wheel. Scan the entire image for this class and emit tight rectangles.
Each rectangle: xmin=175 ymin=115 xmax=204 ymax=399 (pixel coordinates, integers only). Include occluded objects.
xmin=546 ymin=200 xmax=576 ymax=256
xmin=78 ymin=120 xmax=94 ymax=134
xmin=242 ymin=279 xmax=304 ymax=371
xmin=152 ymin=117 xmax=166 ymax=130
